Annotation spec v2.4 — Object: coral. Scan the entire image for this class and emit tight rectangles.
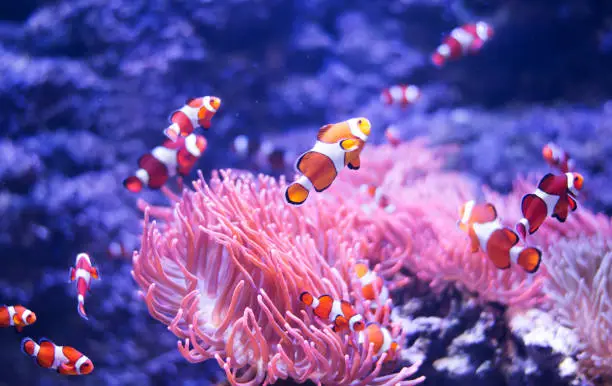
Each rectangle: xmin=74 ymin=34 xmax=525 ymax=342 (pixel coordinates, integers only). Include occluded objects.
xmin=132 ymin=170 xmax=424 ymax=385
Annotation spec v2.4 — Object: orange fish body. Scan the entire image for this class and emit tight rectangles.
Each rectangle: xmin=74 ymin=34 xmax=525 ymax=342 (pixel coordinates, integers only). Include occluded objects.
xmin=0 ymin=305 xmax=36 ymax=332
xmin=68 ymin=253 xmax=100 ymax=320
xmin=299 ymin=291 xmax=365 ymax=333
xmin=123 ymin=134 xmax=207 ymax=193
xmin=164 ymin=96 xmax=221 ymax=141
xmin=21 ymin=337 xmax=94 ymax=375
xmin=458 ymin=200 xmax=542 ymax=273
xmin=516 ymin=173 xmax=584 ymax=239
xmin=358 ymin=323 xmax=399 ymax=362
xmin=284 ymin=117 xmax=371 ymax=206
xmin=542 ymin=143 xmax=575 ymax=173
xmin=431 ymin=22 xmax=494 ymax=67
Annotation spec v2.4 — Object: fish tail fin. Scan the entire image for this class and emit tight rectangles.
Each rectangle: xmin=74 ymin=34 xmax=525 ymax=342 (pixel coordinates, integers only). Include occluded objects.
xmin=21 ymin=337 xmax=36 ymax=357
xmin=123 ymin=176 xmax=143 ymax=193
xmin=77 ymin=297 xmax=88 ymax=321
xmin=284 ymin=177 xmax=311 ymax=206
xmin=299 ymin=291 xmax=314 ymax=306
xmin=516 ymin=219 xmax=529 ymax=239
xmin=517 ymin=247 xmax=542 ymax=274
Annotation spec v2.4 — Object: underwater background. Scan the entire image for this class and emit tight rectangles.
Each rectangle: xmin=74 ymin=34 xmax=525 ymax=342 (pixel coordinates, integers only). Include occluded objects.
xmin=1 ymin=0 xmax=612 ymax=385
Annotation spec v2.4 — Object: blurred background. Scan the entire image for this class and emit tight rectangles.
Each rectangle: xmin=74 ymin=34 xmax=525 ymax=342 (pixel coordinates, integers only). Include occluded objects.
xmin=1 ymin=0 xmax=611 ymax=384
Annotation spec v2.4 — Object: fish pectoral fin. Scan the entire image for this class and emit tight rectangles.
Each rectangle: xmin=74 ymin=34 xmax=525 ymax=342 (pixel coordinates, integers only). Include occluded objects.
xmin=90 ymin=268 xmax=100 ymax=280
xmin=339 ymin=139 xmax=358 ymax=152
xmin=334 ymin=315 xmax=348 ymax=330
xmin=15 ymin=324 xmax=23 ymax=333
xmin=568 ymin=196 xmax=578 ymax=211
xmin=69 ymin=267 xmax=76 ymax=282
xmin=57 ymin=363 xmax=75 ymax=375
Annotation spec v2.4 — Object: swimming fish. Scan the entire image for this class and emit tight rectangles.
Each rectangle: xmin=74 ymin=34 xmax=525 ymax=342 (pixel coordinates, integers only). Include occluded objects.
xmin=69 ymin=253 xmax=100 ymax=320
xmin=458 ymin=200 xmax=542 ymax=273
xmin=21 ymin=337 xmax=94 ymax=375
xmin=123 ymin=134 xmax=207 ymax=193
xmin=299 ymin=291 xmax=365 ymax=333
xmin=431 ymin=22 xmax=494 ymax=67
xmin=0 ymin=305 xmax=36 ymax=332
xmin=542 ymin=143 xmax=575 ymax=173
xmin=385 ymin=126 xmax=402 ymax=147
xmin=164 ymin=96 xmax=221 ymax=141
xmin=359 ymin=184 xmax=396 ymax=214
xmin=231 ymin=135 xmax=295 ymax=171
xmin=380 ymin=85 xmax=421 ymax=108
xmin=516 ymin=172 xmax=584 ymax=239
xmin=284 ymin=117 xmax=371 ymax=206
xmin=354 ymin=262 xmax=391 ymax=309
xmin=357 ymin=323 xmax=400 ymax=362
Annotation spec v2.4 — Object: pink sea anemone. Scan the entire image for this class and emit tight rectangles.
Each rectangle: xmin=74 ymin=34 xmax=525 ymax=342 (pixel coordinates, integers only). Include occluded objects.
xmin=132 ymin=169 xmax=424 ymax=385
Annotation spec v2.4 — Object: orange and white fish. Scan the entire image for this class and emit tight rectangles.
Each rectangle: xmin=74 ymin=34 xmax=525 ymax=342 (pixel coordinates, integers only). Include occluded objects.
xmin=385 ymin=126 xmax=402 ymax=147
xmin=284 ymin=117 xmax=371 ymax=206
xmin=164 ymin=96 xmax=221 ymax=141
xmin=354 ymin=262 xmax=391 ymax=309
xmin=359 ymin=184 xmax=396 ymax=214
xmin=231 ymin=135 xmax=296 ymax=171
xmin=458 ymin=200 xmax=542 ymax=273
xmin=380 ymin=85 xmax=421 ymax=108
xmin=542 ymin=143 xmax=575 ymax=173
xmin=299 ymin=291 xmax=365 ymax=333
xmin=516 ymin=173 xmax=584 ymax=239
xmin=357 ymin=323 xmax=400 ymax=362
xmin=431 ymin=22 xmax=494 ymax=67
xmin=21 ymin=337 xmax=94 ymax=375
xmin=0 ymin=305 xmax=36 ymax=332
xmin=123 ymin=134 xmax=207 ymax=193
xmin=69 ymin=253 xmax=100 ymax=320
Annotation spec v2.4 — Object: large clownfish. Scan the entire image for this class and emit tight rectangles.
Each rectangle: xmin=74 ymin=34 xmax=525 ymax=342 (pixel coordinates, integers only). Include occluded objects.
xmin=299 ymin=291 xmax=365 ymax=333
xmin=516 ymin=172 xmax=584 ymax=239
xmin=458 ymin=200 xmax=542 ymax=273
xmin=432 ymin=22 xmax=494 ymax=67
xmin=357 ymin=323 xmax=400 ymax=362
xmin=284 ymin=117 xmax=371 ymax=206
xmin=164 ymin=96 xmax=221 ymax=141
xmin=0 ymin=305 xmax=36 ymax=332
xmin=123 ymin=134 xmax=207 ymax=193
xmin=21 ymin=337 xmax=94 ymax=375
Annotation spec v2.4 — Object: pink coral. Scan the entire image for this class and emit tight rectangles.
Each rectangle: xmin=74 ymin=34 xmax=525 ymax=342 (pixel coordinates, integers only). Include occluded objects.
xmin=132 ymin=169 xmax=424 ymax=385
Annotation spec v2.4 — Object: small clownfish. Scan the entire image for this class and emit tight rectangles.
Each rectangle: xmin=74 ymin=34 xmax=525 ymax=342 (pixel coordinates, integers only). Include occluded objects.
xmin=0 ymin=305 xmax=36 ymax=332
xmin=380 ymin=85 xmax=421 ymax=108
xmin=164 ymin=96 xmax=221 ymax=141
xmin=458 ymin=200 xmax=542 ymax=273
xmin=542 ymin=143 xmax=575 ymax=173
xmin=516 ymin=173 xmax=584 ymax=239
xmin=357 ymin=323 xmax=400 ymax=362
xmin=68 ymin=253 xmax=100 ymax=320
xmin=21 ymin=337 xmax=94 ymax=376
xmin=123 ymin=134 xmax=207 ymax=193
xmin=299 ymin=291 xmax=365 ymax=333
xmin=354 ymin=263 xmax=391 ymax=310
xmin=284 ymin=117 xmax=372 ymax=206
xmin=359 ymin=184 xmax=396 ymax=214
xmin=431 ymin=21 xmax=494 ymax=67
xmin=231 ymin=135 xmax=296 ymax=172
xmin=385 ymin=126 xmax=402 ymax=147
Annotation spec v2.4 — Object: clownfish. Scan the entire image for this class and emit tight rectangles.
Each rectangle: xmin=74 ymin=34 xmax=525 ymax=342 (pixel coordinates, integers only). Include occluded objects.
xmin=0 ymin=305 xmax=36 ymax=332
xmin=231 ymin=135 xmax=296 ymax=172
xmin=385 ymin=126 xmax=402 ymax=147
xmin=359 ymin=184 xmax=396 ymax=214
xmin=68 ymin=253 xmax=100 ymax=320
xmin=123 ymin=134 xmax=207 ymax=193
xmin=431 ymin=22 xmax=494 ymax=67
xmin=516 ymin=173 xmax=584 ymax=239
xmin=21 ymin=337 xmax=94 ymax=375
xmin=458 ymin=200 xmax=542 ymax=273
xmin=542 ymin=143 xmax=575 ymax=173
xmin=357 ymin=323 xmax=400 ymax=362
xmin=354 ymin=262 xmax=391 ymax=309
xmin=299 ymin=291 xmax=365 ymax=333
xmin=284 ymin=117 xmax=371 ymax=206
xmin=164 ymin=96 xmax=221 ymax=142
xmin=380 ymin=85 xmax=421 ymax=108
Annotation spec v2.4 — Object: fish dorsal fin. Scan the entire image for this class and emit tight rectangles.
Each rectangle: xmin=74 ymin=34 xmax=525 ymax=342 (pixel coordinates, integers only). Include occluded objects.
xmin=483 ymin=203 xmax=498 ymax=221
xmin=185 ymin=97 xmax=197 ymax=105
xmin=317 ymin=124 xmax=334 ymax=141
xmin=537 ymin=173 xmax=556 ymax=190
xmin=501 ymin=227 xmax=519 ymax=246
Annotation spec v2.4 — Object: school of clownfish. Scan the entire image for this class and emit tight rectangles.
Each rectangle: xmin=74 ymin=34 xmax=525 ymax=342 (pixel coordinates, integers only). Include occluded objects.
xmin=3 ymin=20 xmax=585 ymax=378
